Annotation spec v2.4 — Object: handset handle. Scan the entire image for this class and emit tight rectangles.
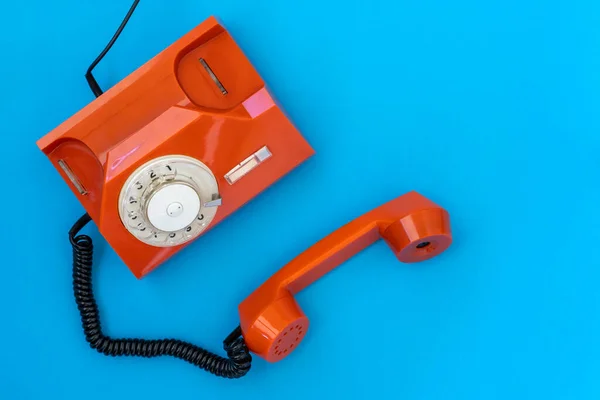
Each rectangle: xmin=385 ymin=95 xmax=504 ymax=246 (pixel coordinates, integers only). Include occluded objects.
xmin=238 ymin=191 xmax=452 ymax=362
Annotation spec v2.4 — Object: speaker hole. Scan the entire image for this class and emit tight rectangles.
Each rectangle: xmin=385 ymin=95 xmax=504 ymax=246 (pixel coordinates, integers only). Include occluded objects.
xmin=284 ymin=349 xmax=288 ymax=353
xmin=416 ymin=241 xmax=431 ymax=249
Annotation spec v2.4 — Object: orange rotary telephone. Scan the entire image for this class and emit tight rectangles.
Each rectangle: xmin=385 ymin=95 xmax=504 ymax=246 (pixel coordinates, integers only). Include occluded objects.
xmin=38 ymin=13 xmax=313 ymax=278
xmin=43 ymin=1 xmax=454 ymax=380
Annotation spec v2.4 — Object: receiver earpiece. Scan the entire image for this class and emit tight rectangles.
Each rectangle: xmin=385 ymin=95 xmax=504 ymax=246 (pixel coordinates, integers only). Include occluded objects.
xmin=238 ymin=191 xmax=452 ymax=362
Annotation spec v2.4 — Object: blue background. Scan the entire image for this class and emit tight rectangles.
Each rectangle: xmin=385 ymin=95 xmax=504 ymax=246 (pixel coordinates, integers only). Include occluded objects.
xmin=1 ymin=0 xmax=599 ymax=398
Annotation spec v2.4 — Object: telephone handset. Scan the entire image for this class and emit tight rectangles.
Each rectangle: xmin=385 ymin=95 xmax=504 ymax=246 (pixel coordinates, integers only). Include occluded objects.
xmin=238 ymin=191 xmax=452 ymax=362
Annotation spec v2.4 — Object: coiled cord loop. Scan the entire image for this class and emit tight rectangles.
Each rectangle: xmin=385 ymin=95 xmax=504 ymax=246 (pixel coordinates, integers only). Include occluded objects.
xmin=69 ymin=213 xmax=252 ymax=378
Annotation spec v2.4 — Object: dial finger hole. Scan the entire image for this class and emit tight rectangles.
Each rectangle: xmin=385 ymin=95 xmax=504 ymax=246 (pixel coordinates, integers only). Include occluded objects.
xmin=166 ymin=231 xmax=183 ymax=244
xmin=159 ymin=164 xmax=177 ymax=180
xmin=137 ymin=227 xmax=153 ymax=239
xmin=150 ymin=232 xmax=167 ymax=242
xmin=127 ymin=213 xmax=142 ymax=228
xmin=184 ymin=226 xmax=196 ymax=239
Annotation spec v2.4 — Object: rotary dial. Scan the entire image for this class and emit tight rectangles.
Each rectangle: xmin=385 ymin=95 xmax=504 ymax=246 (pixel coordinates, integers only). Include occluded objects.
xmin=118 ymin=155 xmax=221 ymax=247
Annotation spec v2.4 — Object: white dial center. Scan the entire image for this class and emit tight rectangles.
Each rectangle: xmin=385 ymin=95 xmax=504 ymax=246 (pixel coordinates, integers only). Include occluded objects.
xmin=167 ymin=202 xmax=184 ymax=217
xmin=147 ymin=184 xmax=200 ymax=232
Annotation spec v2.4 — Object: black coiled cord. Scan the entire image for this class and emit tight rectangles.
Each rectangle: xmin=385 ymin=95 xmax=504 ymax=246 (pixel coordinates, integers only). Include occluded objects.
xmin=68 ymin=213 xmax=252 ymax=378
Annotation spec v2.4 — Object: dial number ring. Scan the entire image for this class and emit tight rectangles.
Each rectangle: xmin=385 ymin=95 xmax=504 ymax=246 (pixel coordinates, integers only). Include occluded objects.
xmin=118 ymin=155 xmax=220 ymax=247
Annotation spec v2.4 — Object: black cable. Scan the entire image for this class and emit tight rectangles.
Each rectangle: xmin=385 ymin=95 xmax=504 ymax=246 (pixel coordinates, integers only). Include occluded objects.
xmin=85 ymin=0 xmax=141 ymax=97
xmin=69 ymin=213 xmax=252 ymax=378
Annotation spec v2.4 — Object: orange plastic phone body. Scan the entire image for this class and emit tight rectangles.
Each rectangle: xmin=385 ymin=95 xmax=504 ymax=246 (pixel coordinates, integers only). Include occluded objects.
xmin=37 ymin=16 xmax=314 ymax=278
xmin=238 ymin=191 xmax=452 ymax=362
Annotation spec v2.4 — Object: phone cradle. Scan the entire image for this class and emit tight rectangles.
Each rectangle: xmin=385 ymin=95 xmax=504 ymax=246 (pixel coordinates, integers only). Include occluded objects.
xmin=37 ymin=16 xmax=314 ymax=278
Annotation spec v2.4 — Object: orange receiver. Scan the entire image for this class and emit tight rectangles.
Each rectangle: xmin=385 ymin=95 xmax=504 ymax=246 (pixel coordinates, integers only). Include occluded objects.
xmin=238 ymin=191 xmax=452 ymax=362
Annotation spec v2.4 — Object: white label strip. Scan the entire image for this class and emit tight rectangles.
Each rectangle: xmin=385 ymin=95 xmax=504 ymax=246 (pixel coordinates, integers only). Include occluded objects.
xmin=224 ymin=146 xmax=272 ymax=185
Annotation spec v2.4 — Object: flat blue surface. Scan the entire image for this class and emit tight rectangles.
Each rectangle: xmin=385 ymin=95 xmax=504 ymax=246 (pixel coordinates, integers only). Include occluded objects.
xmin=1 ymin=0 xmax=600 ymax=398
